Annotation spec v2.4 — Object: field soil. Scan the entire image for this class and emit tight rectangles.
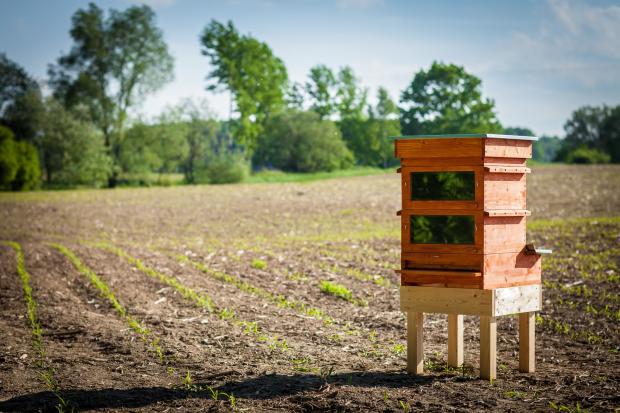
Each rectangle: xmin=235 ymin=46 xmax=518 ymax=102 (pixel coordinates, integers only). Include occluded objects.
xmin=0 ymin=164 xmax=619 ymax=412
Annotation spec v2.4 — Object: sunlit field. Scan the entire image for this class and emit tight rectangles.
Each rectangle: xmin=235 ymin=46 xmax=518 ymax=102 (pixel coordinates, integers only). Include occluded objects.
xmin=1 ymin=164 xmax=619 ymax=412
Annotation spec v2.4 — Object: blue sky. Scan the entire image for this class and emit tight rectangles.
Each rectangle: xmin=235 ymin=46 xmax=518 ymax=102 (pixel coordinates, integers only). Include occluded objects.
xmin=1 ymin=0 xmax=619 ymax=136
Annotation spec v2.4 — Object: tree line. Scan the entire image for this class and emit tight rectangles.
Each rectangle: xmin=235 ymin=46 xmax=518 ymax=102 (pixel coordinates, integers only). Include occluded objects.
xmin=1 ymin=3 xmax=618 ymax=191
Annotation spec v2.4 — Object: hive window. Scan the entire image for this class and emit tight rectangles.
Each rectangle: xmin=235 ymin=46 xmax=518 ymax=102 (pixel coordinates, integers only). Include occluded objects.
xmin=411 ymin=172 xmax=475 ymax=201
xmin=410 ymin=215 xmax=475 ymax=244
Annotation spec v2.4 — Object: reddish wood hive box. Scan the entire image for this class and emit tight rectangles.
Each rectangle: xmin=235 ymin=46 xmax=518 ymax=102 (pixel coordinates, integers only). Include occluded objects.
xmin=395 ymin=134 xmax=544 ymax=290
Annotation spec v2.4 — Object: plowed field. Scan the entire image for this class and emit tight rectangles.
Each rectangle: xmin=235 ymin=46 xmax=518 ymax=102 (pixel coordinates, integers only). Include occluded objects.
xmin=1 ymin=164 xmax=619 ymax=412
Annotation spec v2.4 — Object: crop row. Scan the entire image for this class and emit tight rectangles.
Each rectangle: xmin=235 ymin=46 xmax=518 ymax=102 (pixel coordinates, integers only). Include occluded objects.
xmin=97 ymin=241 xmax=408 ymax=363
xmin=52 ymin=243 xmax=239 ymax=408
xmin=51 ymin=243 xmax=167 ymax=362
xmin=2 ymin=241 xmax=73 ymax=412
xmin=93 ymin=242 xmax=292 ymax=353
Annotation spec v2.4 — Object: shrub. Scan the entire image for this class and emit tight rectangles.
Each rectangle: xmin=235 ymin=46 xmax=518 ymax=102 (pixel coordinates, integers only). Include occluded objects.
xmin=40 ymin=99 xmax=111 ymax=187
xmin=197 ymin=154 xmax=248 ymax=184
xmin=565 ymin=147 xmax=611 ymax=164
xmin=12 ymin=140 xmax=40 ymax=190
xmin=0 ymin=126 xmax=19 ymax=189
xmin=254 ymin=110 xmax=354 ymax=173
xmin=0 ymin=125 xmax=40 ymax=190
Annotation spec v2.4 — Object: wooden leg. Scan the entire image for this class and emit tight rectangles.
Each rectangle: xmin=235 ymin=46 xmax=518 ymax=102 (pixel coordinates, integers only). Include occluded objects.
xmin=448 ymin=314 xmax=464 ymax=368
xmin=407 ymin=312 xmax=424 ymax=374
xmin=519 ymin=312 xmax=535 ymax=373
xmin=480 ymin=315 xmax=496 ymax=380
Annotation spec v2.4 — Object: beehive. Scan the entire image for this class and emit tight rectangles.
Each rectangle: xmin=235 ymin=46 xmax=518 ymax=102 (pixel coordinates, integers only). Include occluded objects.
xmin=393 ymin=133 xmax=548 ymax=379
xmin=394 ymin=134 xmax=541 ymax=290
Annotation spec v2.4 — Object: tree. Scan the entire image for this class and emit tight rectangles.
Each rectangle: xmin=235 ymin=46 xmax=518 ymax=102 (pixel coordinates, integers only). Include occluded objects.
xmin=119 ymin=122 xmax=164 ymax=178
xmin=254 ymin=110 xmax=353 ymax=172
xmin=534 ymin=136 xmax=562 ymax=162
xmin=565 ymin=147 xmax=610 ymax=164
xmin=200 ymin=20 xmax=288 ymax=152
xmin=305 ymin=65 xmax=336 ymax=119
xmin=40 ymin=99 xmax=111 ymax=187
xmin=503 ymin=126 xmax=534 ymax=137
xmin=600 ymin=105 xmax=620 ymax=163
xmin=286 ymin=81 xmax=305 ymax=111
xmin=370 ymin=87 xmax=401 ymax=167
xmin=0 ymin=125 xmax=40 ymax=190
xmin=49 ymin=2 xmax=174 ymax=186
xmin=336 ymin=66 xmax=367 ymax=120
xmin=400 ymin=61 xmax=503 ymax=135
xmin=0 ymin=54 xmax=44 ymax=143
xmin=165 ymin=98 xmax=220 ymax=184
xmin=561 ymin=105 xmax=619 ymax=163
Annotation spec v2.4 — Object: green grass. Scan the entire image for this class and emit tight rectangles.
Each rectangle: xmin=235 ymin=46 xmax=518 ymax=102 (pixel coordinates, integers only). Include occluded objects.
xmin=244 ymin=166 xmax=389 ymax=184
xmin=2 ymin=241 xmax=73 ymax=412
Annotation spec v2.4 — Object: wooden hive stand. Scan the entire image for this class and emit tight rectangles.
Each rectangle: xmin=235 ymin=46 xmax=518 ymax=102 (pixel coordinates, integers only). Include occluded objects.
xmin=394 ymin=133 xmax=550 ymax=380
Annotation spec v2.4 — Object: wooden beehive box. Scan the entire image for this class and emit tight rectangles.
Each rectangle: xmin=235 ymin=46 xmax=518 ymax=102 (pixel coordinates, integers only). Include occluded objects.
xmin=395 ymin=134 xmax=541 ymax=290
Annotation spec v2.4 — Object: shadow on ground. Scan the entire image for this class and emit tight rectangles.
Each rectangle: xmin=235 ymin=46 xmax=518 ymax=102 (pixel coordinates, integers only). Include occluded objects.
xmin=0 ymin=370 xmax=465 ymax=411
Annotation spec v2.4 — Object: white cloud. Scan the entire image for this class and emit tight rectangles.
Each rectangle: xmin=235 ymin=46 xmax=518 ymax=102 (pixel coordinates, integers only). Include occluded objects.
xmin=547 ymin=0 xmax=620 ymax=59
xmin=336 ymin=0 xmax=384 ymax=10
xmin=485 ymin=0 xmax=620 ymax=88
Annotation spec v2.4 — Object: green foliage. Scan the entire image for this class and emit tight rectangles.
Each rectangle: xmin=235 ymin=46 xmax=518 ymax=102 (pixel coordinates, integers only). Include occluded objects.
xmin=119 ymin=122 xmax=163 ymax=178
xmin=503 ymin=126 xmax=534 ymax=137
xmin=120 ymin=120 xmax=189 ymax=181
xmin=0 ymin=126 xmax=18 ymax=188
xmin=0 ymin=126 xmax=40 ymax=190
xmin=169 ymin=98 xmax=220 ymax=184
xmin=565 ymin=147 xmax=610 ymax=164
xmin=197 ymin=153 xmax=248 ymax=184
xmin=0 ymin=54 xmax=44 ymax=144
xmin=12 ymin=140 xmax=40 ymax=190
xmin=182 ymin=118 xmax=219 ymax=183
xmin=286 ymin=81 xmax=305 ymax=110
xmin=559 ymin=105 xmax=619 ymax=163
xmin=535 ymin=136 xmax=563 ymax=162
xmin=305 ymin=64 xmax=336 ymax=119
xmin=49 ymin=3 xmax=174 ymax=186
xmin=40 ymin=99 xmax=111 ymax=187
xmin=254 ymin=110 xmax=353 ymax=172
xmin=400 ymin=61 xmax=503 ymax=135
xmin=336 ymin=66 xmax=367 ymax=120
xmin=340 ymin=88 xmax=400 ymax=167
xmin=200 ymin=20 xmax=288 ymax=151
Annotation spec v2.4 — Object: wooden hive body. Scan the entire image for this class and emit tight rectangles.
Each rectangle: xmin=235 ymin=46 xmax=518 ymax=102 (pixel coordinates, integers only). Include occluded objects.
xmin=395 ymin=134 xmax=542 ymax=290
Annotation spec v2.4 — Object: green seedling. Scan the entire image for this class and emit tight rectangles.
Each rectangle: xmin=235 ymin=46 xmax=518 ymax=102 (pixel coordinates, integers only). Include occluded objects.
xmin=51 ymin=243 xmax=167 ymax=363
xmin=251 ymin=258 xmax=267 ymax=270
xmin=319 ymin=280 xmax=353 ymax=301
xmin=2 ymin=241 xmax=74 ymax=412
xmin=504 ymin=390 xmax=526 ymax=399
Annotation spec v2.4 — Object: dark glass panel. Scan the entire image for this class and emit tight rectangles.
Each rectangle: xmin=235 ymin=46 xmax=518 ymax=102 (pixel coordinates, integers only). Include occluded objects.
xmin=411 ymin=172 xmax=475 ymax=201
xmin=411 ymin=215 xmax=475 ymax=244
